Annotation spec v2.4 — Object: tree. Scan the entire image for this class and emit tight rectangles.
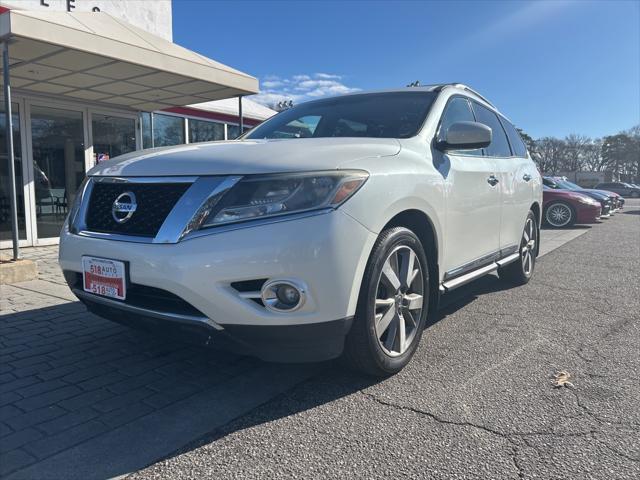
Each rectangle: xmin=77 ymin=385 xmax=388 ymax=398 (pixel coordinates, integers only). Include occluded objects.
xmin=581 ymin=139 xmax=608 ymax=172
xmin=523 ymin=124 xmax=638 ymax=181
xmin=562 ymin=134 xmax=590 ymax=172
xmin=534 ymin=137 xmax=567 ymax=174
xmin=601 ymin=132 xmax=640 ymax=179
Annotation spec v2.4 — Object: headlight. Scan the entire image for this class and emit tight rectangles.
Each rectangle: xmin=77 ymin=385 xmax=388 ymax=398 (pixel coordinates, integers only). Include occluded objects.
xmin=185 ymin=170 xmax=368 ymax=233
xmin=577 ymin=196 xmax=598 ymax=206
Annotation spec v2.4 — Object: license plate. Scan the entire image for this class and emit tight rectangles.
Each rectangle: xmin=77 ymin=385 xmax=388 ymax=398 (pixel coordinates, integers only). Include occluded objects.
xmin=82 ymin=256 xmax=126 ymax=300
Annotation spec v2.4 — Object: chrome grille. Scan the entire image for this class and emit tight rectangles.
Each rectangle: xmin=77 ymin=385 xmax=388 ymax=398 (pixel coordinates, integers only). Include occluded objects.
xmin=85 ymin=182 xmax=191 ymax=237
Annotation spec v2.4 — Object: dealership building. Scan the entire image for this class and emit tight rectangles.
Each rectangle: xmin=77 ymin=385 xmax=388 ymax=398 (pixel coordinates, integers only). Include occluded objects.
xmin=1 ymin=0 xmax=275 ymax=249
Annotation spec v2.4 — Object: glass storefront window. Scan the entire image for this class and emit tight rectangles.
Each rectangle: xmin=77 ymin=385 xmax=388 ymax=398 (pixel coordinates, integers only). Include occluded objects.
xmin=0 ymin=101 xmax=26 ymax=242
xmin=227 ymin=124 xmax=240 ymax=139
xmin=189 ymin=118 xmax=225 ymax=143
xmin=141 ymin=112 xmax=152 ymax=148
xmin=30 ymin=105 xmax=85 ymax=239
xmin=92 ymin=114 xmax=136 ymax=163
xmin=153 ymin=113 xmax=185 ymax=147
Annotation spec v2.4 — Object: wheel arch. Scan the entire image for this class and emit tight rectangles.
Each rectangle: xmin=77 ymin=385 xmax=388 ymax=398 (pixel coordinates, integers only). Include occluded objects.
xmin=530 ymin=201 xmax=541 ymax=227
xmin=529 ymin=201 xmax=541 ymax=256
xmin=382 ymin=209 xmax=440 ymax=313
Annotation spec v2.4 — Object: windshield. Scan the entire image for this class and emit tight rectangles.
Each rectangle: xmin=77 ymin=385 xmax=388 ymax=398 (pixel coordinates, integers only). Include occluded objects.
xmin=245 ymin=92 xmax=437 ymax=140
xmin=543 ymin=177 xmax=560 ymax=188
xmin=556 ymin=179 xmax=581 ymax=190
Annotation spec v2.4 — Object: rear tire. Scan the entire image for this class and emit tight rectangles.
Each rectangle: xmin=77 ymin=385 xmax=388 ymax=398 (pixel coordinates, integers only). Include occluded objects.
xmin=344 ymin=227 xmax=429 ymax=377
xmin=544 ymin=201 xmax=575 ymax=228
xmin=499 ymin=211 xmax=537 ymax=286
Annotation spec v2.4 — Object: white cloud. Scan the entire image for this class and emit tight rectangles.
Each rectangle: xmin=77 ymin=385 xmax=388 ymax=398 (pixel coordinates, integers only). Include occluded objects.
xmin=261 ymin=80 xmax=285 ymax=88
xmin=251 ymin=73 xmax=360 ymax=108
xmin=315 ymin=73 xmax=341 ymax=80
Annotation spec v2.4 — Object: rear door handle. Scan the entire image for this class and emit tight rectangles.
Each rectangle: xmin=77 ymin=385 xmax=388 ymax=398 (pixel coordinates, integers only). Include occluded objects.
xmin=487 ymin=175 xmax=499 ymax=186
xmin=523 ymin=173 xmax=532 ymax=182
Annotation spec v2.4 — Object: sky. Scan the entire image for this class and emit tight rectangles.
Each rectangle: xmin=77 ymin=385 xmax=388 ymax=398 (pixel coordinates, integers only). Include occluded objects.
xmin=173 ymin=0 xmax=640 ymax=139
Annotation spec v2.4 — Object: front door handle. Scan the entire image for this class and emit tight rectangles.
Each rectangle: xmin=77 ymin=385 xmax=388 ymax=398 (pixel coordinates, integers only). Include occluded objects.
xmin=487 ymin=175 xmax=499 ymax=186
xmin=523 ymin=173 xmax=532 ymax=182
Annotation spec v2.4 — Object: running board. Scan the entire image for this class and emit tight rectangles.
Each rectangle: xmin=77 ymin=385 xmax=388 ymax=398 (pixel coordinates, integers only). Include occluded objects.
xmin=440 ymin=253 xmax=520 ymax=293
xmin=496 ymin=252 xmax=520 ymax=267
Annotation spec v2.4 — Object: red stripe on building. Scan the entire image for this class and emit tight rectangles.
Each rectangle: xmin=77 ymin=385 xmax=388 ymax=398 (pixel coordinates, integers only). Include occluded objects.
xmin=163 ymin=106 xmax=262 ymax=127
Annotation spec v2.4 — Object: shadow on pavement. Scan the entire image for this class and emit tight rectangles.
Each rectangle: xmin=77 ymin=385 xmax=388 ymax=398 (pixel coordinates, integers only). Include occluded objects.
xmin=0 ymin=302 xmax=261 ymax=479
xmin=540 ymin=224 xmax=592 ymax=231
xmin=1 ymin=271 xmax=517 ymax=479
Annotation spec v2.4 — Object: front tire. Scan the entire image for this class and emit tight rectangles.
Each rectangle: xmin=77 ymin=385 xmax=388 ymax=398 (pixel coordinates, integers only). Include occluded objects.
xmin=544 ymin=201 xmax=575 ymax=228
xmin=499 ymin=211 xmax=538 ymax=286
xmin=344 ymin=227 xmax=429 ymax=377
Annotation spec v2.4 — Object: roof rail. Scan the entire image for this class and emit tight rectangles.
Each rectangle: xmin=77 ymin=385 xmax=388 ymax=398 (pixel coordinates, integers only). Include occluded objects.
xmin=434 ymin=83 xmax=496 ymax=108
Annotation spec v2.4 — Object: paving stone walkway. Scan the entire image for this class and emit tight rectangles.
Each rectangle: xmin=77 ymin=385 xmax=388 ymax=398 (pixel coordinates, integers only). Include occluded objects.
xmin=0 ymin=248 xmax=315 ymax=479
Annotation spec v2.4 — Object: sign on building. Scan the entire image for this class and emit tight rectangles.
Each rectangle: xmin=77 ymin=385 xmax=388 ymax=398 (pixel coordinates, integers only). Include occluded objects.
xmin=1 ymin=0 xmax=173 ymax=40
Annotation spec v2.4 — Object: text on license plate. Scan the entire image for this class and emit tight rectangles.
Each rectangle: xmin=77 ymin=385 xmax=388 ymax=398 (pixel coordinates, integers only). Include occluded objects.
xmin=82 ymin=256 xmax=126 ymax=300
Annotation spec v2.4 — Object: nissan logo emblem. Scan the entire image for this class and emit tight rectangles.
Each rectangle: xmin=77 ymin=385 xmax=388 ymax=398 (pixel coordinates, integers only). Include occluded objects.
xmin=112 ymin=191 xmax=137 ymax=224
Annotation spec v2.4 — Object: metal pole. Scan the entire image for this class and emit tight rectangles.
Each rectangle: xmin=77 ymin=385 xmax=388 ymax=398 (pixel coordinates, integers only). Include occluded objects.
xmin=150 ymin=112 xmax=155 ymax=148
xmin=238 ymin=96 xmax=243 ymax=135
xmin=2 ymin=41 xmax=20 ymax=260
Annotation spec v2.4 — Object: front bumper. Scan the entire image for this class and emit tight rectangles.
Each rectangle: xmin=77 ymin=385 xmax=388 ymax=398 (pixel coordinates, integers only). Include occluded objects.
xmin=76 ymin=287 xmax=352 ymax=362
xmin=60 ymin=210 xmax=376 ymax=362
xmin=575 ymin=204 xmax=602 ymax=224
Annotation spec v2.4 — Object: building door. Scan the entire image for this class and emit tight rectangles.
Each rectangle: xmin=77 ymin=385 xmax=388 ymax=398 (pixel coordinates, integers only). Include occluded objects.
xmin=90 ymin=112 xmax=138 ymax=167
xmin=0 ymin=100 xmax=30 ymax=248
xmin=28 ymin=104 xmax=85 ymax=242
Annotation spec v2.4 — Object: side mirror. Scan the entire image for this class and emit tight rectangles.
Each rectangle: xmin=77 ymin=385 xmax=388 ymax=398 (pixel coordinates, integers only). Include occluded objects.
xmin=437 ymin=121 xmax=492 ymax=151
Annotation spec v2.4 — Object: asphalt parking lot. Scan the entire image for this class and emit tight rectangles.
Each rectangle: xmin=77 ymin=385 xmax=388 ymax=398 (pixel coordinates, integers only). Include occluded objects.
xmin=1 ymin=200 xmax=639 ymax=479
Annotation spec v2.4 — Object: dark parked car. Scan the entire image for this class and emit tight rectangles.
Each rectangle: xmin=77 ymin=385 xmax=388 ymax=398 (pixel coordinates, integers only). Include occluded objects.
xmin=543 ymin=177 xmax=615 ymax=216
xmin=549 ymin=178 xmax=625 ymax=210
xmin=542 ymin=185 xmax=602 ymax=228
xmin=594 ymin=182 xmax=640 ymax=198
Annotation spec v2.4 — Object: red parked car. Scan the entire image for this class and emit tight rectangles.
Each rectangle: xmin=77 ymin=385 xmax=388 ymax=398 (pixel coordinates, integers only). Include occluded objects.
xmin=542 ymin=185 xmax=602 ymax=228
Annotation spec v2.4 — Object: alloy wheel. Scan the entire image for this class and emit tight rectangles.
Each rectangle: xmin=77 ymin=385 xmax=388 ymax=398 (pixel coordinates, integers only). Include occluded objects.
xmin=374 ymin=245 xmax=424 ymax=357
xmin=546 ymin=203 xmax=572 ymax=227
xmin=521 ymin=217 xmax=536 ymax=276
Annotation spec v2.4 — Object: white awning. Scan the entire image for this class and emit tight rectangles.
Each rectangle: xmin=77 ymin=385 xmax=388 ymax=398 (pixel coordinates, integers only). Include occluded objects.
xmin=0 ymin=9 xmax=258 ymax=111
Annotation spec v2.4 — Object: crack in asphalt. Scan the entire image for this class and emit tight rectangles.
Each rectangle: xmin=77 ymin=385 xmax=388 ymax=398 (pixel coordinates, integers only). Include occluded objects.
xmin=360 ymin=385 xmax=640 ymax=479
xmin=595 ymin=438 xmax=640 ymax=463
xmin=359 ymin=390 xmax=527 ymax=479
xmin=562 ymin=381 xmax=640 ymax=431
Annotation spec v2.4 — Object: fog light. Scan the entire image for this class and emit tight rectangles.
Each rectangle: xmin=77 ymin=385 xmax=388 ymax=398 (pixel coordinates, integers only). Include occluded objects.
xmin=276 ymin=284 xmax=300 ymax=306
xmin=261 ymin=280 xmax=305 ymax=312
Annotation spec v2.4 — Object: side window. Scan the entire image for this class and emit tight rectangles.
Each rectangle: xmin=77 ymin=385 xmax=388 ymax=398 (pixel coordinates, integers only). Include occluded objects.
xmin=472 ymin=103 xmax=512 ymax=157
xmin=500 ymin=117 xmax=528 ymax=157
xmin=438 ymin=97 xmax=483 ymax=156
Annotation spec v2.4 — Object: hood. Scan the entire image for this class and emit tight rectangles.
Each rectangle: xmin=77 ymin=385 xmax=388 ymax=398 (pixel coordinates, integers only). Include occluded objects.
xmin=88 ymin=138 xmax=401 ymax=177
xmin=589 ymin=189 xmax=618 ymax=198
xmin=578 ymin=190 xmax=607 ymax=200
xmin=544 ymin=189 xmax=595 ymax=202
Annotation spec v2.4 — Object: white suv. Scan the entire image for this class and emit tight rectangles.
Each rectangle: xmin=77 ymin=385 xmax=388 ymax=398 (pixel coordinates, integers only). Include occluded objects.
xmin=59 ymin=84 xmax=542 ymax=376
